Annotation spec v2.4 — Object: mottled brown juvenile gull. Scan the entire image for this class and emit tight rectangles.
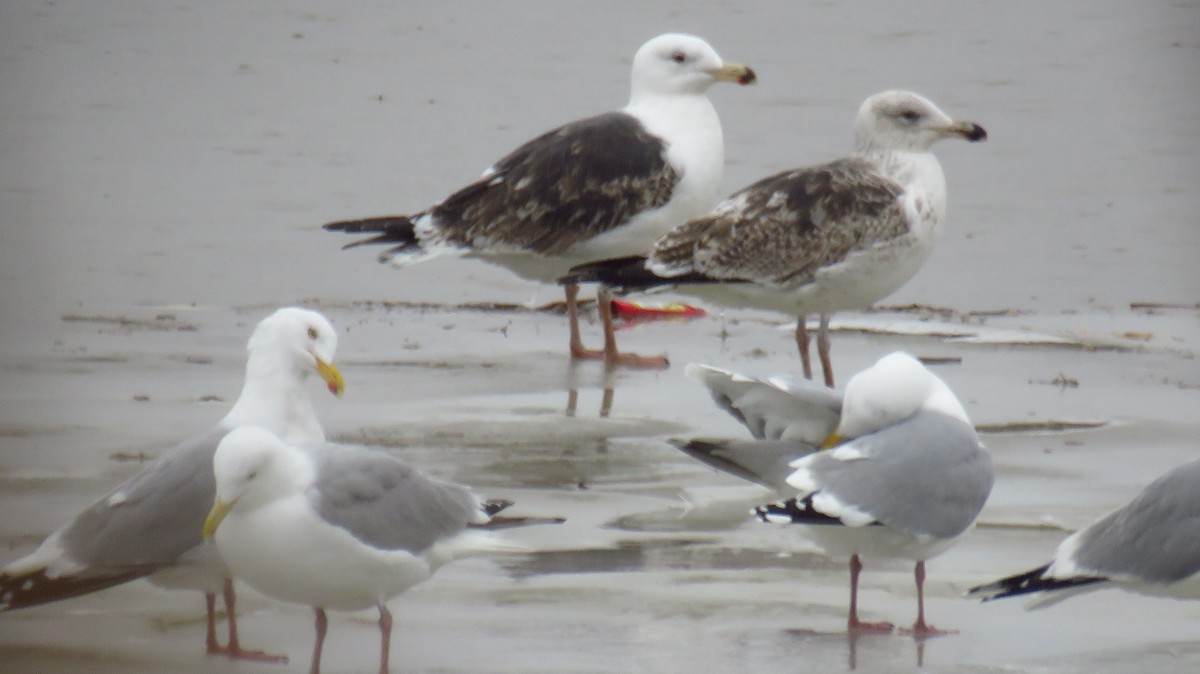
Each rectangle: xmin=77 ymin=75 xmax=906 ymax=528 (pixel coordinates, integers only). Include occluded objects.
xmin=563 ymin=90 xmax=986 ymax=385
xmin=0 ymin=307 xmax=344 ymax=661
xmin=323 ymin=33 xmax=756 ymax=368
xmin=204 ymin=426 xmax=529 ymax=674
xmin=672 ymin=352 xmax=993 ymax=634
xmin=970 ymin=458 xmax=1200 ymax=606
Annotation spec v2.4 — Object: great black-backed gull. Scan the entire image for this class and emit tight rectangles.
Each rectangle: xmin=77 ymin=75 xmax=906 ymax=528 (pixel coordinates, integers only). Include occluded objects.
xmin=562 ymin=90 xmax=986 ymax=384
xmin=323 ymin=33 xmax=755 ymax=368
xmin=971 ymin=457 xmax=1200 ymax=606
xmin=0 ymin=308 xmax=344 ymax=661
xmin=672 ymin=352 xmax=993 ymax=634
xmin=204 ymin=427 xmax=550 ymax=674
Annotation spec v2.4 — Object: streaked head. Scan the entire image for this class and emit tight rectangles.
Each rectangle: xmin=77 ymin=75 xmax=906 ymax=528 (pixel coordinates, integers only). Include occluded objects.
xmin=630 ymin=33 xmax=756 ymax=100
xmin=854 ymin=90 xmax=987 ymax=154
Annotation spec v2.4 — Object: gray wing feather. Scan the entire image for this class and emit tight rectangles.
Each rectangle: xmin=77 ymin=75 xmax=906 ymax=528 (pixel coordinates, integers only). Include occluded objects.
xmin=1071 ymin=460 xmax=1200 ymax=583
xmin=427 ymin=111 xmax=678 ymax=254
xmin=805 ymin=411 xmax=993 ymax=539
xmin=685 ymin=363 xmax=842 ymax=443
xmin=651 ymin=158 xmax=907 ymax=285
xmin=309 ymin=444 xmax=482 ymax=554
xmin=669 ymin=438 xmax=818 ymax=493
xmin=55 ymin=425 xmax=227 ymax=571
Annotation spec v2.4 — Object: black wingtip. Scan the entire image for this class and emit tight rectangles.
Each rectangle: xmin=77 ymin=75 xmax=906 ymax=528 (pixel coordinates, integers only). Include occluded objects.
xmin=967 ymin=564 xmax=1105 ymax=602
xmin=1 ymin=567 xmax=152 ymax=611
xmin=482 ymin=499 xmax=515 ymax=517
xmin=558 ymin=255 xmax=654 ymax=288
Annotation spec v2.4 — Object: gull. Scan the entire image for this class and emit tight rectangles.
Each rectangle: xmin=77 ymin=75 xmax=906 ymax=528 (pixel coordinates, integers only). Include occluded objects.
xmin=0 ymin=307 xmax=345 ymax=660
xmin=562 ymin=90 xmax=986 ymax=385
xmin=672 ymin=352 xmax=993 ymax=633
xmin=323 ymin=33 xmax=756 ymax=368
xmin=204 ymin=426 xmax=541 ymax=674
xmin=970 ymin=457 xmax=1200 ymax=606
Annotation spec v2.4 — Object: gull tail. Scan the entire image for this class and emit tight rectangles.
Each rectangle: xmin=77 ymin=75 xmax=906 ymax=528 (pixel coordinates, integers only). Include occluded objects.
xmin=967 ymin=564 xmax=1106 ymax=603
xmin=668 ymin=437 xmax=815 ymax=493
xmin=473 ymin=498 xmax=565 ymax=531
xmin=0 ymin=566 xmax=149 ymax=611
xmin=558 ymin=255 xmax=666 ymax=291
xmin=323 ymin=215 xmax=426 ymax=263
xmin=473 ymin=515 xmax=567 ymax=530
xmin=754 ymin=497 xmax=851 ymax=527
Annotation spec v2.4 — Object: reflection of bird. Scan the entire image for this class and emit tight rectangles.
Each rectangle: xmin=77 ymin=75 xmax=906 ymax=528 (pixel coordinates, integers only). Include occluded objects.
xmin=673 ymin=352 xmax=993 ymax=634
xmin=0 ymin=307 xmax=344 ymax=661
xmin=323 ymin=33 xmax=756 ymax=368
xmin=971 ymin=458 xmax=1200 ymax=606
xmin=563 ymin=91 xmax=987 ymax=386
xmin=204 ymin=427 xmax=527 ymax=674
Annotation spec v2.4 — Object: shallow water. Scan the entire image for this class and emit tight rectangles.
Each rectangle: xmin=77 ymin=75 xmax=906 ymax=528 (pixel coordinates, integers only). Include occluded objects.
xmin=2 ymin=1 xmax=1199 ymax=673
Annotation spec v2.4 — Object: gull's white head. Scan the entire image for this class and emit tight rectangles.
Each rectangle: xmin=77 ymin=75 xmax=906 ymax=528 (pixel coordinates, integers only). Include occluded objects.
xmin=629 ymin=33 xmax=756 ymax=100
xmin=833 ymin=351 xmax=970 ymax=442
xmin=204 ymin=426 xmax=298 ymax=539
xmin=247 ymin=307 xmax=343 ymax=397
xmin=854 ymin=90 xmax=987 ymax=154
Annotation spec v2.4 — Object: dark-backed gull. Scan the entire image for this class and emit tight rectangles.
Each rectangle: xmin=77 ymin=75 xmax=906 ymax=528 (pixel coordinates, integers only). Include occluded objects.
xmin=324 ymin=33 xmax=755 ymax=368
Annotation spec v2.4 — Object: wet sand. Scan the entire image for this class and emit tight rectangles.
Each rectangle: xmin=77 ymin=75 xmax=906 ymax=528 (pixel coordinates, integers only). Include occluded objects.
xmin=2 ymin=2 xmax=1198 ymax=673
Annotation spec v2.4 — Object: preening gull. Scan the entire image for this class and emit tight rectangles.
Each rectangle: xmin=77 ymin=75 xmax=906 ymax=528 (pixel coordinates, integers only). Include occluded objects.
xmin=204 ymin=426 xmax=533 ymax=674
xmin=0 ymin=307 xmax=344 ymax=661
xmin=970 ymin=458 xmax=1200 ymax=606
xmin=671 ymin=352 xmax=993 ymax=634
xmin=324 ymin=33 xmax=756 ymax=368
xmin=562 ymin=90 xmax=986 ymax=385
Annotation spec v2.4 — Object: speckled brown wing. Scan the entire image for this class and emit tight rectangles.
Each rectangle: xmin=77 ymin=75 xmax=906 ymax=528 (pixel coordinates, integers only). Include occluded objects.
xmin=427 ymin=111 xmax=679 ymax=255
xmin=650 ymin=158 xmax=907 ymax=287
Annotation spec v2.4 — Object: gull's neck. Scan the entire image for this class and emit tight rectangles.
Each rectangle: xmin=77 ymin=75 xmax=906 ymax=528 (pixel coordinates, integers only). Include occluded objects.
xmin=221 ymin=348 xmax=324 ymax=444
xmin=623 ymin=92 xmax=724 ymax=211
xmin=858 ymin=142 xmax=948 ymax=229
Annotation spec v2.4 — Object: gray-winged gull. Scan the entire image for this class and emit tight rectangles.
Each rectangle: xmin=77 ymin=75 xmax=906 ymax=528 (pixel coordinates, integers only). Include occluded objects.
xmin=562 ymin=91 xmax=986 ymax=386
xmin=671 ymin=352 xmax=993 ymax=634
xmin=970 ymin=458 xmax=1200 ymax=606
xmin=323 ymin=33 xmax=756 ymax=368
xmin=0 ymin=307 xmax=344 ymax=660
xmin=204 ymin=426 xmax=539 ymax=674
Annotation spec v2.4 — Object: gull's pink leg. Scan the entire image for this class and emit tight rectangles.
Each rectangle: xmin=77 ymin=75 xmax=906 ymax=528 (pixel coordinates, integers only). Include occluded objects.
xmin=901 ymin=561 xmax=956 ymax=637
xmin=204 ymin=592 xmax=220 ymax=655
xmin=848 ymin=555 xmax=894 ymax=633
xmin=817 ymin=313 xmax=834 ymax=388
xmin=597 ymin=288 xmax=668 ymax=369
xmin=378 ymin=604 xmax=393 ymax=674
xmin=208 ymin=579 xmax=288 ymax=663
xmin=566 ymin=284 xmax=601 ymax=359
xmin=310 ymin=607 xmax=328 ymax=674
xmin=794 ymin=316 xmax=813 ymax=381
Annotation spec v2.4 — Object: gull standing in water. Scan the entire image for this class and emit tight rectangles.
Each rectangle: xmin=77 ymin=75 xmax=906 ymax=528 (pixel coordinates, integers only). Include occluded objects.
xmin=563 ymin=91 xmax=986 ymax=385
xmin=0 ymin=307 xmax=344 ymax=660
xmin=205 ymin=426 xmax=543 ymax=674
xmin=324 ymin=33 xmax=756 ymax=368
xmin=673 ymin=352 xmax=993 ymax=633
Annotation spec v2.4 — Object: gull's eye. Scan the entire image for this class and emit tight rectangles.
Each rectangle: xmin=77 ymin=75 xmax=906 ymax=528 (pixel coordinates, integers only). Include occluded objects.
xmin=899 ymin=110 xmax=921 ymax=123
xmin=247 ymin=470 xmax=258 ymax=481
xmin=671 ymin=51 xmax=686 ymax=64
xmin=307 ymin=326 xmax=319 ymax=340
